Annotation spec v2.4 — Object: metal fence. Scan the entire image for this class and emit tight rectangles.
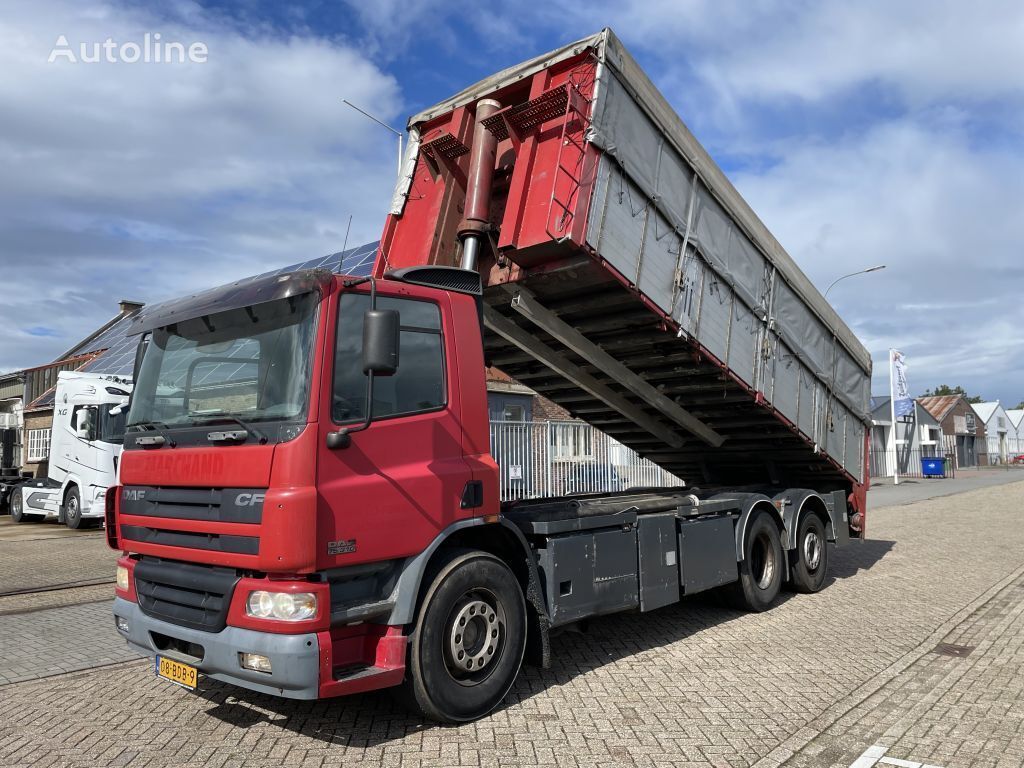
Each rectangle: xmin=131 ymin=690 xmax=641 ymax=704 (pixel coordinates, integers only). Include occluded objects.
xmin=868 ymin=447 xmax=949 ymax=479
xmin=489 ymin=419 xmax=683 ymax=501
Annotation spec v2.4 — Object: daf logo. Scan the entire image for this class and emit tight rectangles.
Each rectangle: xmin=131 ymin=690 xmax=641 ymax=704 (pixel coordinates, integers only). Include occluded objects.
xmin=235 ymin=493 xmax=265 ymax=507
xmin=123 ymin=489 xmax=146 ymax=501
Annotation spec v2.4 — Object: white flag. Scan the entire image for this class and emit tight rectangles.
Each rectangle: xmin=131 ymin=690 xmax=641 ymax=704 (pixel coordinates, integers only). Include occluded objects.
xmin=891 ymin=350 xmax=913 ymax=418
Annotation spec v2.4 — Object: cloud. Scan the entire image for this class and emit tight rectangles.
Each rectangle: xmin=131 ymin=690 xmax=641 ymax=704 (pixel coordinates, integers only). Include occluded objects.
xmin=0 ymin=0 xmax=401 ymax=371
xmin=729 ymin=117 xmax=1024 ymax=400
xmin=2 ymin=0 xmax=1021 ymax=408
xmin=573 ymin=0 xmax=1024 ymax=105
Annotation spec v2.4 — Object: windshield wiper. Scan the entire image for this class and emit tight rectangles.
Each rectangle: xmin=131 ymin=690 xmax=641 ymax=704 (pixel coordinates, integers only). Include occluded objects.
xmin=126 ymin=420 xmax=172 ymax=447
xmin=191 ymin=413 xmax=268 ymax=445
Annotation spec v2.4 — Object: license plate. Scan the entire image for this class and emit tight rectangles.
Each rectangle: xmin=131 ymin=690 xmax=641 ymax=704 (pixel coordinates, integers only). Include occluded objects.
xmin=155 ymin=655 xmax=198 ymax=690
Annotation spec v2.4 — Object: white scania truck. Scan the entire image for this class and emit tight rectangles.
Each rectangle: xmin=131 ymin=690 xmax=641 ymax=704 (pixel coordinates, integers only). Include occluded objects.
xmin=10 ymin=371 xmax=132 ymax=529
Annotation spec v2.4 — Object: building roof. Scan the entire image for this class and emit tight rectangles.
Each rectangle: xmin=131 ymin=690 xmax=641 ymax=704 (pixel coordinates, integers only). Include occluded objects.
xmin=870 ymin=396 xmax=939 ymax=427
xmin=970 ymin=401 xmax=1003 ymax=425
xmin=1008 ymin=410 xmax=1024 ymax=430
xmin=918 ymin=395 xmax=964 ymax=422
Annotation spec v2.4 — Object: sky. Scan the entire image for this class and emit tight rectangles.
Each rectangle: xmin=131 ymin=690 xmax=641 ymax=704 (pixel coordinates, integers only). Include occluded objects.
xmin=1 ymin=0 xmax=1022 ymax=405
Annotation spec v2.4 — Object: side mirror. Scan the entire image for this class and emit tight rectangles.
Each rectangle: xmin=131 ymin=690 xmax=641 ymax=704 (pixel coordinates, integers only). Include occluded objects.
xmin=362 ymin=309 xmax=400 ymax=376
xmin=76 ymin=422 xmax=91 ymax=439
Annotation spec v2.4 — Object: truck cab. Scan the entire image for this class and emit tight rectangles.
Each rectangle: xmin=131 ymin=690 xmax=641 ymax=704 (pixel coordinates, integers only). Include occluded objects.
xmin=11 ymin=371 xmax=132 ymax=528
xmin=111 ymin=267 xmax=505 ymax=713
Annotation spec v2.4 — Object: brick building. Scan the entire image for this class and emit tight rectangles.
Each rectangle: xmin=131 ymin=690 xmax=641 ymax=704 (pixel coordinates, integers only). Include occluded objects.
xmin=918 ymin=394 xmax=988 ymax=468
xmin=5 ymin=300 xmax=144 ymax=478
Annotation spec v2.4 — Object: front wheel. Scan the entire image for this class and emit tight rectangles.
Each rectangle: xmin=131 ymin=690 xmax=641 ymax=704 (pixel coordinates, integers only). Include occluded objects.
xmin=730 ymin=511 xmax=783 ymax=612
xmin=64 ymin=487 xmax=84 ymax=529
xmin=405 ymin=551 xmax=527 ymax=723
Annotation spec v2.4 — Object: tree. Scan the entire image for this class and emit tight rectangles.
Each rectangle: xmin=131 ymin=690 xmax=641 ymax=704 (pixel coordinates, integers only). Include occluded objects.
xmin=1014 ymin=401 xmax=1024 ymax=411
xmin=919 ymin=384 xmax=984 ymax=404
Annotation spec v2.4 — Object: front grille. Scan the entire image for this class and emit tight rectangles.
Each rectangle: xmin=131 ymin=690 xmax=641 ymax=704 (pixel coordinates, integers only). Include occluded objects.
xmin=121 ymin=486 xmax=265 ymax=524
xmin=134 ymin=557 xmax=240 ymax=632
xmin=121 ymin=525 xmax=259 ymax=555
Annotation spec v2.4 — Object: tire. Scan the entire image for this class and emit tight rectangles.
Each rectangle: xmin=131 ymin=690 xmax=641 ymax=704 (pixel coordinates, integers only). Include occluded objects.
xmin=790 ymin=513 xmax=828 ymax=594
xmin=405 ymin=550 xmax=527 ymax=723
xmin=731 ymin=511 xmax=784 ymax=612
xmin=9 ymin=491 xmax=36 ymax=523
xmin=64 ymin=486 xmax=84 ymax=529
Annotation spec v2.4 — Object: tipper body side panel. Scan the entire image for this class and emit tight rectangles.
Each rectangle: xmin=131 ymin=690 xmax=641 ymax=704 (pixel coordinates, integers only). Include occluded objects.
xmin=378 ymin=30 xmax=872 ymax=530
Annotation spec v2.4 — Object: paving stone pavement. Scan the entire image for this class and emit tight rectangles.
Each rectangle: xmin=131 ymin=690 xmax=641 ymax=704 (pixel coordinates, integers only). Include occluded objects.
xmin=0 ymin=583 xmax=114 ymax=616
xmin=0 ymin=529 xmax=115 ymax=594
xmin=0 ymin=482 xmax=1023 ymax=767
xmin=0 ymin=599 xmax=140 ymax=684
xmin=0 ymin=515 xmax=107 ymax=543
xmin=764 ymin=563 xmax=1024 ymax=768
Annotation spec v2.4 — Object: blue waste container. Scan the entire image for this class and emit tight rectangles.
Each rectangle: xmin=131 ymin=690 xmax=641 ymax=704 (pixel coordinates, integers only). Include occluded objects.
xmin=921 ymin=457 xmax=945 ymax=478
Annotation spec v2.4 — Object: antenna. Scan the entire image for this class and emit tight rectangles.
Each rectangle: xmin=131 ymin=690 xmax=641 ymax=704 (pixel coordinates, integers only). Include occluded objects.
xmin=342 ymin=99 xmax=403 ymax=178
xmin=339 ymin=214 xmax=352 ymax=273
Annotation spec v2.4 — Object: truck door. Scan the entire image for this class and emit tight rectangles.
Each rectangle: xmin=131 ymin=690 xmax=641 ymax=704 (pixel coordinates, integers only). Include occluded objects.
xmin=316 ymin=290 xmax=473 ymax=567
xmin=68 ymin=405 xmax=100 ymax=478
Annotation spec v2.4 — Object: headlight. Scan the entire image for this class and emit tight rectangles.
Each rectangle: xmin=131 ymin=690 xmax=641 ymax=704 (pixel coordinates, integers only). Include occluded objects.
xmin=245 ymin=590 xmax=317 ymax=621
xmin=116 ymin=564 xmax=130 ymax=592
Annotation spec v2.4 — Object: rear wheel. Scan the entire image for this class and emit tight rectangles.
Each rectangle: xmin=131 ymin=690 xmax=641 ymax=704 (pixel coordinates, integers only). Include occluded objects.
xmin=405 ymin=551 xmax=527 ymax=723
xmin=731 ymin=511 xmax=783 ymax=612
xmin=64 ymin=486 xmax=84 ymax=529
xmin=790 ymin=513 xmax=828 ymax=593
xmin=9 ymin=491 xmax=38 ymax=523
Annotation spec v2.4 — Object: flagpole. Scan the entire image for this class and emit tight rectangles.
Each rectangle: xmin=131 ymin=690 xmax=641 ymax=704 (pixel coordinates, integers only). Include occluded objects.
xmin=889 ymin=348 xmax=900 ymax=486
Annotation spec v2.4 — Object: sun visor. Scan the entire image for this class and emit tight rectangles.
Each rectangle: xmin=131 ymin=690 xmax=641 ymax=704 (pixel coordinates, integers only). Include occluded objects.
xmin=129 ymin=269 xmax=332 ymax=336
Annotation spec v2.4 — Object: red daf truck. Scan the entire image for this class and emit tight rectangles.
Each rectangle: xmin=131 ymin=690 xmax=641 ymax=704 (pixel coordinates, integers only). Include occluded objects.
xmin=109 ymin=30 xmax=871 ymax=722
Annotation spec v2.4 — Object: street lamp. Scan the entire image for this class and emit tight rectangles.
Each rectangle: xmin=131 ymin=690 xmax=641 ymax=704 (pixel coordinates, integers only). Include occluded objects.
xmin=824 ymin=265 xmax=886 ymax=299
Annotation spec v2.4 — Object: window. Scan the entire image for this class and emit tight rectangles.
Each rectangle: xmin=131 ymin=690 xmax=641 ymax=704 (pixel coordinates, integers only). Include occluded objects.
xmin=27 ymin=428 xmax=51 ymax=462
xmin=71 ymin=405 xmax=97 ymax=440
xmin=502 ymin=404 xmax=526 ymax=422
xmin=98 ymin=404 xmax=128 ymax=444
xmin=332 ymin=294 xmax=445 ymax=423
xmin=550 ymin=422 xmax=594 ymax=461
xmin=127 ymin=294 xmax=319 ymax=430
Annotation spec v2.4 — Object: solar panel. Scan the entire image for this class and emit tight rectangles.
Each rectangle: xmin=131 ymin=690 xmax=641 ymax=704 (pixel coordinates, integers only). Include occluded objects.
xmin=74 ymin=241 xmax=381 ymax=385
xmin=64 ymin=314 xmax=139 ymax=361
xmin=249 ymin=240 xmax=379 ymax=280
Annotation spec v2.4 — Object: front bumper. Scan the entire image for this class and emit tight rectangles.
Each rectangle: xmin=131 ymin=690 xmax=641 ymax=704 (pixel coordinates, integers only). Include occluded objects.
xmin=113 ymin=597 xmax=321 ymax=699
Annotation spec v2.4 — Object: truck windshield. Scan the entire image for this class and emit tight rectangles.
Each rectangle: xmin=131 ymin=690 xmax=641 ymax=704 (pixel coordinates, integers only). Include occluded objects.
xmin=99 ymin=404 xmax=128 ymax=444
xmin=127 ymin=293 xmax=319 ymax=431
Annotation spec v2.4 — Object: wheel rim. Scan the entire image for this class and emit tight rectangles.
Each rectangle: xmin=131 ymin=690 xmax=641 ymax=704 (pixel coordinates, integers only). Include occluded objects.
xmin=67 ymin=496 xmax=79 ymax=522
xmin=803 ymin=530 xmax=822 ymax=571
xmin=444 ymin=589 xmax=505 ymax=685
xmin=750 ymin=530 xmax=777 ymax=590
xmin=11 ymin=494 xmax=21 ymax=518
